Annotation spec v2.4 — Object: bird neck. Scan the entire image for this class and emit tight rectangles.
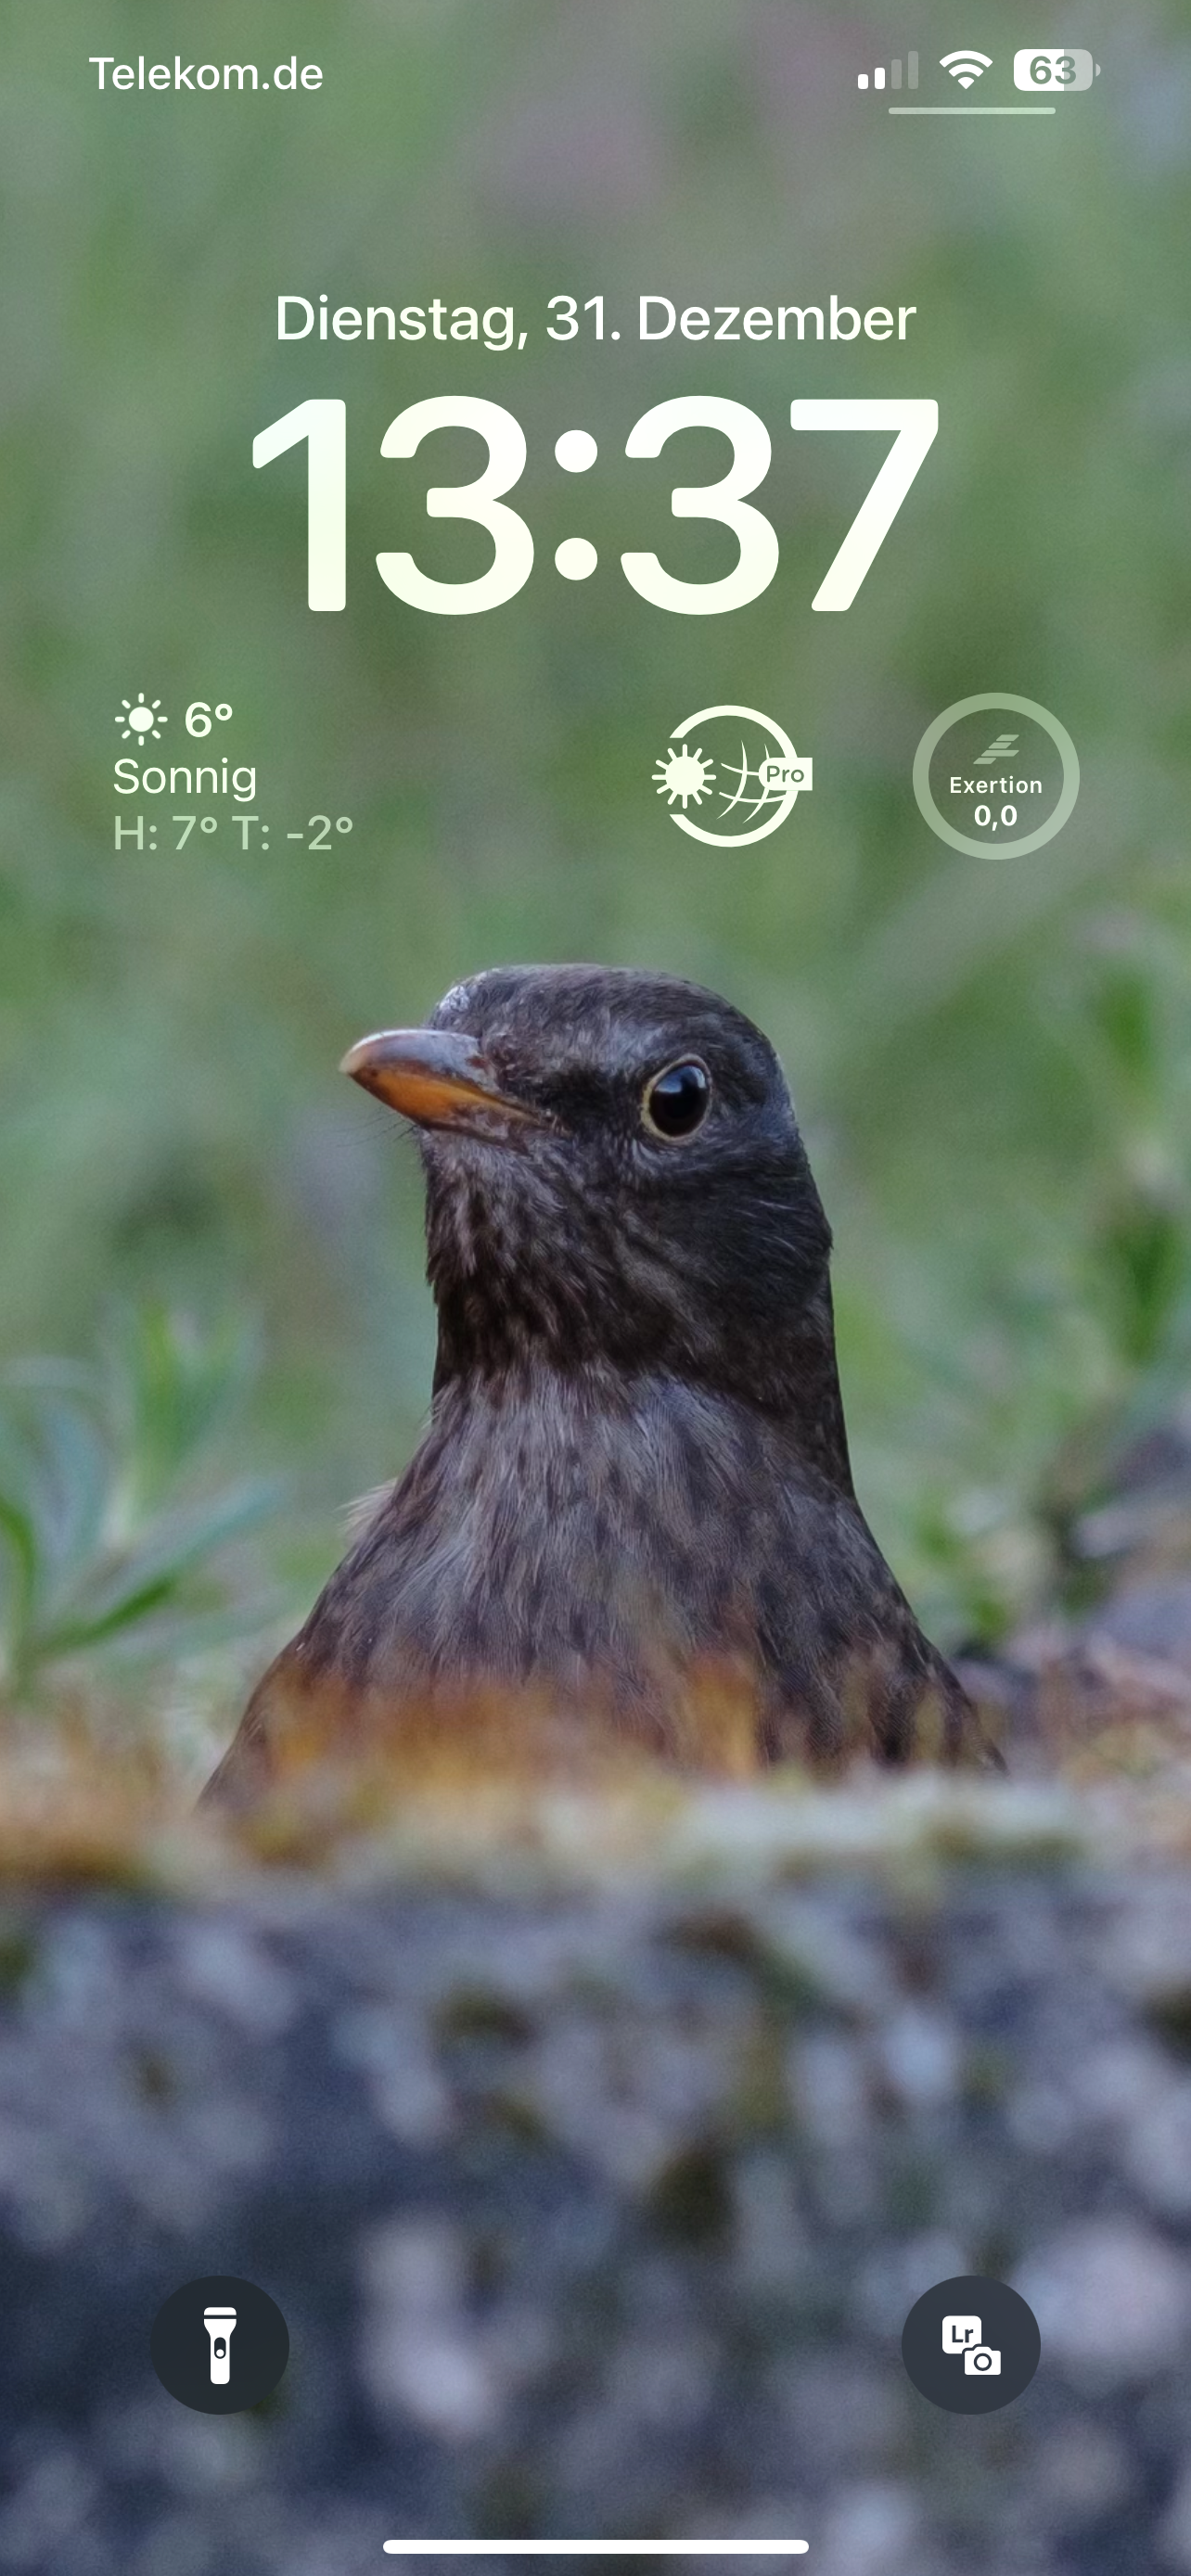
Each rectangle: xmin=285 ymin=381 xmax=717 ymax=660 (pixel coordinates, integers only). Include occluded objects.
xmin=768 ymin=1287 xmax=856 ymax=1495
xmin=431 ymin=1290 xmax=856 ymax=1502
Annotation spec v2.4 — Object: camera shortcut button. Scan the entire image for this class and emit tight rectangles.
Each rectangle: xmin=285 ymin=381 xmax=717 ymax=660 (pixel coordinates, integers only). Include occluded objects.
xmin=903 ymin=2276 xmax=1040 ymax=2414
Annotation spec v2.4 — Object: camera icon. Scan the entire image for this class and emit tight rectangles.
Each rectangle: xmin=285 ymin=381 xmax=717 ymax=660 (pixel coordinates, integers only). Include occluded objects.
xmin=965 ymin=2343 xmax=1002 ymax=2376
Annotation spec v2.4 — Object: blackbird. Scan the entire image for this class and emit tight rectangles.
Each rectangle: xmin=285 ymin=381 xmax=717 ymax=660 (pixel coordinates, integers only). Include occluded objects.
xmin=204 ymin=965 xmax=994 ymax=1803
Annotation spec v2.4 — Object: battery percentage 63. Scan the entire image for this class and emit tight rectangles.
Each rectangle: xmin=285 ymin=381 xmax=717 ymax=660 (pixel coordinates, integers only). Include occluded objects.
xmin=1014 ymin=48 xmax=1100 ymax=90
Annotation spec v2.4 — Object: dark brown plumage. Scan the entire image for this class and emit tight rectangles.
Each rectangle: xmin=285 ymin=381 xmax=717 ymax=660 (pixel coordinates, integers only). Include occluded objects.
xmin=204 ymin=965 xmax=995 ymax=1804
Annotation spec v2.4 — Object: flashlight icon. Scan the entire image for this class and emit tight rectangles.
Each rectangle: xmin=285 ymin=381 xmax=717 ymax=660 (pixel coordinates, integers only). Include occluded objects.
xmin=203 ymin=2305 xmax=237 ymax=2385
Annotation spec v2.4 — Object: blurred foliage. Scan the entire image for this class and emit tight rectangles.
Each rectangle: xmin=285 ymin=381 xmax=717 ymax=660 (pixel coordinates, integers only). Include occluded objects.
xmin=2 ymin=0 xmax=1191 ymax=1659
xmin=0 ymin=1307 xmax=277 ymax=1699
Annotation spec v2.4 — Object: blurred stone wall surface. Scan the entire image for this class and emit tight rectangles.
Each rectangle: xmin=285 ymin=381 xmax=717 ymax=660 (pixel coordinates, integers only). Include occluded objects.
xmin=3 ymin=1866 xmax=1191 ymax=2573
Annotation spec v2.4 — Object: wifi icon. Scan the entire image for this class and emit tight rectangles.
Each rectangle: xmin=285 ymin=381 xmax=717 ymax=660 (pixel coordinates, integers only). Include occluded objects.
xmin=940 ymin=49 xmax=992 ymax=87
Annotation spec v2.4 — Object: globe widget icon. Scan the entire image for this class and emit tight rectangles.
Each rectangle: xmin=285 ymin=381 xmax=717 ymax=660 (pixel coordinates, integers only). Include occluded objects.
xmin=654 ymin=705 xmax=813 ymax=847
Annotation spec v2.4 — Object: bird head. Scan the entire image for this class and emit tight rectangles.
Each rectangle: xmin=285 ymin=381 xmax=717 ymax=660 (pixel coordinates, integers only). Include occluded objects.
xmin=341 ymin=966 xmax=839 ymax=1416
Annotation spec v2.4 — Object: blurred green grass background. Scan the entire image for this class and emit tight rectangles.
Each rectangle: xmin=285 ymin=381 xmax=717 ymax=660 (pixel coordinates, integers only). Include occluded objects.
xmin=2 ymin=0 xmax=1190 ymax=1675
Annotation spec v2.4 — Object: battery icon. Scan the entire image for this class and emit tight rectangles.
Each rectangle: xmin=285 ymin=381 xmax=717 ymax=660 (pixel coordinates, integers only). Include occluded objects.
xmin=1014 ymin=48 xmax=1099 ymax=90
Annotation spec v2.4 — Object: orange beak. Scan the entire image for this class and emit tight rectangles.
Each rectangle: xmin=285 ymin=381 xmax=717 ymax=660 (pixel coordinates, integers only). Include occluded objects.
xmin=339 ymin=1027 xmax=552 ymax=1137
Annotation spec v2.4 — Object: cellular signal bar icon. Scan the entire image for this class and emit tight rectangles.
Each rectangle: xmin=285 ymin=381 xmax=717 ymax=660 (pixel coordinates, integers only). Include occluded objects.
xmin=859 ymin=54 xmax=918 ymax=90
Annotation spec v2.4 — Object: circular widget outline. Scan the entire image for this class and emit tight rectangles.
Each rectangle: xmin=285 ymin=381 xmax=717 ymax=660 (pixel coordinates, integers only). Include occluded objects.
xmin=912 ymin=692 xmax=1079 ymax=860
xmin=667 ymin=704 xmax=809 ymax=848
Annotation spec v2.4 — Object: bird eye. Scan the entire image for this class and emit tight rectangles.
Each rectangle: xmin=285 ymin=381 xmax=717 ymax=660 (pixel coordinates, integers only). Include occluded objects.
xmin=641 ymin=1058 xmax=711 ymax=1140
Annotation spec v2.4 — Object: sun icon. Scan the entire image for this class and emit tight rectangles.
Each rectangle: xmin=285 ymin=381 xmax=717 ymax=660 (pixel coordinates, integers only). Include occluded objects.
xmin=653 ymin=743 xmax=715 ymax=809
xmin=116 ymin=695 xmax=167 ymax=741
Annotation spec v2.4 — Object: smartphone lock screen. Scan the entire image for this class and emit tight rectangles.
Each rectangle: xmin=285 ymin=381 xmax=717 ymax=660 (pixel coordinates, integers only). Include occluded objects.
xmin=2 ymin=9 xmax=1190 ymax=2574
